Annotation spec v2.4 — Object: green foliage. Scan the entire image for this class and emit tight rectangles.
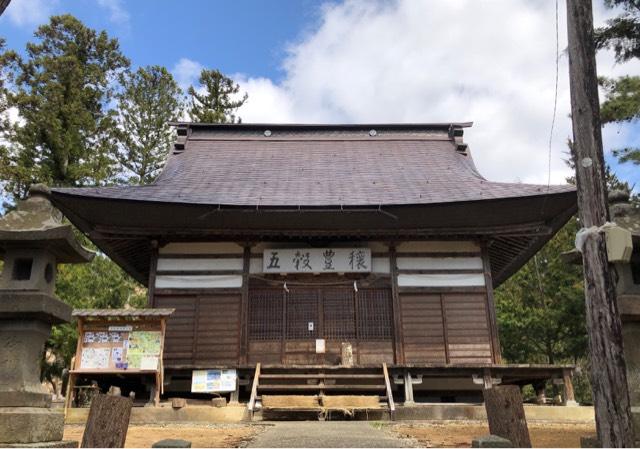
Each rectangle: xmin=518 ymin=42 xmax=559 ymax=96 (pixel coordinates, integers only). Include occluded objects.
xmin=495 ymin=218 xmax=587 ymax=365
xmin=48 ymin=250 xmax=147 ymax=367
xmin=0 ymin=15 xmax=153 ymax=380
xmin=595 ymin=0 xmax=640 ymax=63
xmin=496 ymin=218 xmax=591 ymax=403
xmin=0 ymin=37 xmax=12 ymax=133
xmin=114 ymin=65 xmax=183 ymax=184
xmin=188 ymin=69 xmax=247 ymax=123
xmin=600 ymin=76 xmax=640 ymax=125
xmin=0 ymin=14 xmax=129 ymax=203
xmin=596 ymin=1 xmax=640 ymax=165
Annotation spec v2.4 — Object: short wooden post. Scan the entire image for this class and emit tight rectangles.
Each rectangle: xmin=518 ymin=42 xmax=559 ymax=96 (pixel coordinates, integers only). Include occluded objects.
xmin=341 ymin=342 xmax=354 ymax=367
xmin=230 ymin=376 xmax=240 ymax=404
xmin=532 ymin=381 xmax=546 ymax=405
xmin=403 ymin=371 xmax=415 ymax=405
xmin=562 ymin=369 xmax=577 ymax=406
xmin=483 ymin=385 xmax=531 ymax=448
xmin=81 ymin=394 xmax=133 ymax=448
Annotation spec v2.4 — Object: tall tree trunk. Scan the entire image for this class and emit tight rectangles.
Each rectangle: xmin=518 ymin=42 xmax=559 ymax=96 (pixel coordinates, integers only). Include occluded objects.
xmin=566 ymin=0 xmax=635 ymax=446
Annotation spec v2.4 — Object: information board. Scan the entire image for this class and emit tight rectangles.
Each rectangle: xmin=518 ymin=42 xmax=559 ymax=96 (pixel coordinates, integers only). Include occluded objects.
xmin=78 ymin=325 xmax=161 ymax=371
xmin=191 ymin=369 xmax=237 ymax=393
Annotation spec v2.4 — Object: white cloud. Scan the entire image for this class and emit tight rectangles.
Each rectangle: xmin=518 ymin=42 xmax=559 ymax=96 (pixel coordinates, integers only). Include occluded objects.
xmin=172 ymin=58 xmax=204 ymax=91
xmin=234 ymin=76 xmax=295 ymax=123
xmin=96 ymin=0 xmax=130 ymax=27
xmin=187 ymin=1 xmax=639 ymax=186
xmin=3 ymin=0 xmax=56 ymax=27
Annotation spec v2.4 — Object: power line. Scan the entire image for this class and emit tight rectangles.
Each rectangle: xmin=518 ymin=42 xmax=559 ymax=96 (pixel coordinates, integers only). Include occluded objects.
xmin=548 ymin=0 xmax=560 ymax=189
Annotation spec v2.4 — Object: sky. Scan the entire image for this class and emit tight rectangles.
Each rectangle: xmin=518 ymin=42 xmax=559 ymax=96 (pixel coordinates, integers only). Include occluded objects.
xmin=1 ymin=0 xmax=639 ymax=191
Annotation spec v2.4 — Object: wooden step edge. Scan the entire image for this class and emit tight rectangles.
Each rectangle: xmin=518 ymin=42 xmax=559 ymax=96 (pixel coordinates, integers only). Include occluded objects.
xmin=260 ymin=373 xmax=384 ymax=379
xmin=258 ymin=385 xmax=387 ymax=391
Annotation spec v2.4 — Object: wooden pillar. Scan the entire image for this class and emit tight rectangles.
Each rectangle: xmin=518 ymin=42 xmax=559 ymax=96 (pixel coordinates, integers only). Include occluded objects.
xmin=481 ymin=242 xmax=502 ymax=364
xmin=440 ymin=294 xmax=450 ymax=364
xmin=403 ymin=371 xmax=415 ymax=405
xmin=239 ymin=245 xmax=251 ymax=365
xmin=483 ymin=368 xmax=494 ymax=390
xmin=147 ymin=241 xmax=158 ymax=307
xmin=389 ymin=244 xmax=404 ymax=365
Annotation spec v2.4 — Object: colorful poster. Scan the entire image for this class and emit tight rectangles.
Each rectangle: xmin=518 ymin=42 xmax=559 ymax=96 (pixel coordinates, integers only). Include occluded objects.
xmin=126 ymin=331 xmax=161 ymax=369
xmin=96 ymin=332 xmax=109 ymax=343
xmin=83 ymin=332 xmax=96 ymax=343
xmin=191 ymin=369 xmax=237 ymax=392
xmin=80 ymin=348 xmax=110 ymax=369
xmin=109 ymin=332 xmax=122 ymax=343
xmin=111 ymin=347 xmax=124 ymax=364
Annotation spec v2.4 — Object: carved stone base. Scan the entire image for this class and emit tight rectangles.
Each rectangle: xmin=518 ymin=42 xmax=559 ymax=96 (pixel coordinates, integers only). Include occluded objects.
xmin=0 ymin=408 xmax=64 ymax=444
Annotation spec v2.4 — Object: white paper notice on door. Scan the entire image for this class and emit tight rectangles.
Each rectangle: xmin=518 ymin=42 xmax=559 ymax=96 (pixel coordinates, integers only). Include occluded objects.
xmin=316 ymin=339 xmax=326 ymax=354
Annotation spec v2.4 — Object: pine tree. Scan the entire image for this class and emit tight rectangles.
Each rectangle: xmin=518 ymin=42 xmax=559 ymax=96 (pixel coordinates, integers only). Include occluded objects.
xmin=188 ymin=69 xmax=247 ymax=123
xmin=114 ymin=66 xmax=183 ymax=184
xmin=596 ymin=0 xmax=640 ymax=165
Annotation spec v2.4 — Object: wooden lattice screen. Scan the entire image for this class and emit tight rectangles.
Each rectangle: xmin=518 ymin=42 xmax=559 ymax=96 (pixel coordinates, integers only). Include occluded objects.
xmin=323 ymin=288 xmax=356 ymax=339
xmin=248 ymin=289 xmax=283 ymax=340
xmin=248 ymin=287 xmax=391 ymax=341
xmin=356 ymin=288 xmax=393 ymax=340
xmin=286 ymin=289 xmax=320 ymax=339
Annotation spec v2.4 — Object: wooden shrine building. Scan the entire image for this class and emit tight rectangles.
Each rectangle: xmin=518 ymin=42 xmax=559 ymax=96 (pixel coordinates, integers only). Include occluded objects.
xmin=48 ymin=123 xmax=578 ymax=407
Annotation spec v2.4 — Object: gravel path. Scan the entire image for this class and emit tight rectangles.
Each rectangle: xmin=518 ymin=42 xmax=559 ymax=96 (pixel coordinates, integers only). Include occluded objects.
xmin=245 ymin=421 xmax=415 ymax=448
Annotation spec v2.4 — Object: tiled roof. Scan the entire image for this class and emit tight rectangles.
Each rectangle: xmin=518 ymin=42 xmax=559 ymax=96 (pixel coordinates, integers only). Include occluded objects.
xmin=48 ymin=123 xmax=577 ymax=287
xmin=51 ymin=123 xmax=575 ymax=207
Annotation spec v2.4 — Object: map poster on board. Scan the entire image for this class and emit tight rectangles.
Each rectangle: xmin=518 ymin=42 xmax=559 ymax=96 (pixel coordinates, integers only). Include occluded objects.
xmin=191 ymin=369 xmax=237 ymax=393
xmin=126 ymin=331 xmax=161 ymax=370
xmin=80 ymin=348 xmax=110 ymax=369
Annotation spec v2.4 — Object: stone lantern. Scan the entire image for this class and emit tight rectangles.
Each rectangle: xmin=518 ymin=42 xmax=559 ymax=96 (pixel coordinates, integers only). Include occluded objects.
xmin=0 ymin=185 xmax=93 ymax=446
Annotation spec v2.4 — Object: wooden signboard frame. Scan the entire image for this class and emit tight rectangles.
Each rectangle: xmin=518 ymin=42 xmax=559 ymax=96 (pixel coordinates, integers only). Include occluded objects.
xmin=65 ymin=310 xmax=173 ymax=413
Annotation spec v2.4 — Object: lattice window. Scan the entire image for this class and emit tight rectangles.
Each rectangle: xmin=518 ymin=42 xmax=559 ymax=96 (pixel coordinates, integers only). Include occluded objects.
xmin=248 ymin=289 xmax=283 ymax=340
xmin=323 ymin=288 xmax=356 ymax=340
xmin=286 ymin=289 xmax=319 ymax=338
xmin=356 ymin=289 xmax=393 ymax=340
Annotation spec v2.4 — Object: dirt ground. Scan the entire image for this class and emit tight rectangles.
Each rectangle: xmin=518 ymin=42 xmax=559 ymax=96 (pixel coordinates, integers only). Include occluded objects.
xmin=391 ymin=421 xmax=597 ymax=448
xmin=63 ymin=424 xmax=260 ymax=448
xmin=63 ymin=421 xmax=597 ymax=448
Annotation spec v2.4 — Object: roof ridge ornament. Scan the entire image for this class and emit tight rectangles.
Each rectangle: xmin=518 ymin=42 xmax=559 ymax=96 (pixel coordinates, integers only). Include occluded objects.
xmin=173 ymin=124 xmax=189 ymax=154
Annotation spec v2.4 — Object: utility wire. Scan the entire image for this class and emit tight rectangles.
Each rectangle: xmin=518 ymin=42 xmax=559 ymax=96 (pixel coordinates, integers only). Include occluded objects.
xmin=541 ymin=0 xmax=560 ymax=218
xmin=548 ymin=0 xmax=560 ymax=190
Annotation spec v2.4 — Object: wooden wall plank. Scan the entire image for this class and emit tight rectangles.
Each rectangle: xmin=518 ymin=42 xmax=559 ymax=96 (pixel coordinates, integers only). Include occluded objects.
xmin=400 ymin=293 xmax=446 ymax=363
